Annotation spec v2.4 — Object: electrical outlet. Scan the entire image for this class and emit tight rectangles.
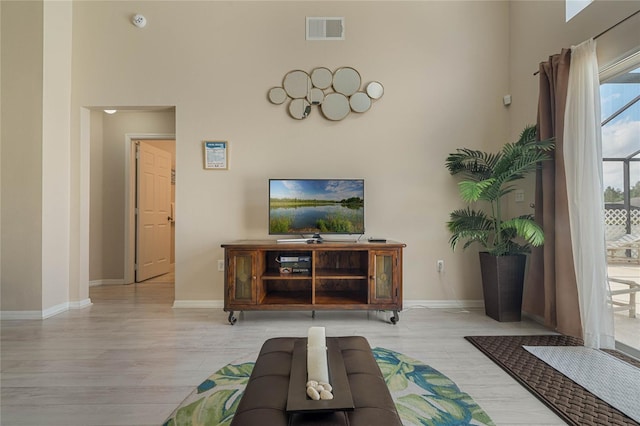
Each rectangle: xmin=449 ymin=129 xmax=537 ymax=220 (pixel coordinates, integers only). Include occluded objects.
xmin=217 ymin=259 xmax=225 ymax=272
xmin=437 ymin=260 xmax=444 ymax=273
xmin=515 ymin=189 xmax=525 ymax=203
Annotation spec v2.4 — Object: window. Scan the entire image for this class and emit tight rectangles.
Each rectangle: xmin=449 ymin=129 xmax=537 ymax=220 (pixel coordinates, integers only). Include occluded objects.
xmin=566 ymin=0 xmax=593 ymax=22
xmin=601 ymin=61 xmax=640 ymax=239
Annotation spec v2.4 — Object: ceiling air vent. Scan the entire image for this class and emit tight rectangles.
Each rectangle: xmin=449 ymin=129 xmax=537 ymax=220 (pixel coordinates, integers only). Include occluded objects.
xmin=306 ymin=17 xmax=344 ymax=40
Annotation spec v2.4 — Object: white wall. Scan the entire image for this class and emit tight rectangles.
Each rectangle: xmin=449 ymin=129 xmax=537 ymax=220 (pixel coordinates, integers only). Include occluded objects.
xmin=89 ymin=111 xmax=105 ymax=281
xmin=42 ymin=1 xmax=72 ymax=313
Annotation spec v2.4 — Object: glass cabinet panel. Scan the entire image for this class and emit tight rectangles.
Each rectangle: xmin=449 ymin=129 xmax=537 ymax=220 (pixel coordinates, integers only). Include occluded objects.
xmin=233 ymin=253 xmax=254 ymax=302
xmin=371 ymin=250 xmax=396 ymax=304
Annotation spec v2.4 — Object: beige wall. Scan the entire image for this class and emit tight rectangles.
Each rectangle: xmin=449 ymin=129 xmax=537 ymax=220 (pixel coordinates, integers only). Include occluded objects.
xmin=71 ymin=1 xmax=513 ymax=303
xmin=2 ymin=1 xmax=639 ymax=315
xmin=1 ymin=1 xmax=44 ymax=311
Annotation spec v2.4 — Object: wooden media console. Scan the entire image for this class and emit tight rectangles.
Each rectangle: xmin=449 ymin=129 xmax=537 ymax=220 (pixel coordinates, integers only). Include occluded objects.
xmin=221 ymin=240 xmax=405 ymax=324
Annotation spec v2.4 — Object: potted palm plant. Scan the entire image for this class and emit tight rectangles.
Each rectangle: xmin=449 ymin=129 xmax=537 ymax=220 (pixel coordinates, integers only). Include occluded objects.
xmin=445 ymin=125 xmax=554 ymax=321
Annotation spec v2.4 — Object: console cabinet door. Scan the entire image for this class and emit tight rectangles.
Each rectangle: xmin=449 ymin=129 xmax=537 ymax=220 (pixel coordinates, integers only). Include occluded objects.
xmin=227 ymin=250 xmax=257 ymax=305
xmin=369 ymin=249 xmax=398 ymax=304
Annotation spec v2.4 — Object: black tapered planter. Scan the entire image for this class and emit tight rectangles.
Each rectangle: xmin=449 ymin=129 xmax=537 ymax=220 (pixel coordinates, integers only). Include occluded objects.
xmin=478 ymin=252 xmax=527 ymax=322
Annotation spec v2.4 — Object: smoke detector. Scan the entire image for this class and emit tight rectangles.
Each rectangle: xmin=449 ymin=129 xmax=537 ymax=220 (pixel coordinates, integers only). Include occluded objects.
xmin=132 ymin=14 xmax=147 ymax=28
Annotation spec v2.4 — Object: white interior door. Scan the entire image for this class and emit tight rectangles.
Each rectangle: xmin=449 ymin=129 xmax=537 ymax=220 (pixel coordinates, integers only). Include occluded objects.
xmin=136 ymin=141 xmax=172 ymax=282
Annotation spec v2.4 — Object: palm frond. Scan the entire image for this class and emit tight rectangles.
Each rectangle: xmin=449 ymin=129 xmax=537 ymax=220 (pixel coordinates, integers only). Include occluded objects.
xmin=446 ymin=208 xmax=493 ymax=251
xmin=500 ymin=217 xmax=545 ymax=247
xmin=457 ymin=179 xmax=496 ymax=202
xmin=445 ymin=149 xmax=500 ymax=180
xmin=517 ymin=125 xmax=537 ymax=145
xmin=445 ymin=125 xmax=555 ymax=256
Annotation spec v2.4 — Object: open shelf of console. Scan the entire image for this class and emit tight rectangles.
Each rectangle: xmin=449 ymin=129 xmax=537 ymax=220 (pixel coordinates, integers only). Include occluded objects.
xmin=222 ymin=240 xmax=405 ymax=324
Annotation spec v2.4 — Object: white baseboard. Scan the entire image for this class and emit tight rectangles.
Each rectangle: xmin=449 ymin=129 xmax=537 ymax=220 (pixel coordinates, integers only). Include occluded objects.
xmin=89 ymin=279 xmax=125 ymax=287
xmin=172 ymin=300 xmax=224 ymax=309
xmin=42 ymin=302 xmax=71 ymax=319
xmin=170 ymin=299 xmax=483 ymax=310
xmin=70 ymin=298 xmax=93 ymax=310
xmin=1 ymin=298 xmax=93 ymax=320
xmin=404 ymin=299 xmax=485 ymax=309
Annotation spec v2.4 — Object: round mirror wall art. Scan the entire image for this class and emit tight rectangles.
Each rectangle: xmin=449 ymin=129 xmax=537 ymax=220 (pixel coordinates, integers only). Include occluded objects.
xmin=268 ymin=87 xmax=288 ymax=105
xmin=366 ymin=81 xmax=384 ymax=100
xmin=349 ymin=92 xmax=371 ymax=113
xmin=307 ymin=88 xmax=325 ymax=105
xmin=332 ymin=67 xmax=361 ymax=96
xmin=321 ymin=93 xmax=350 ymax=121
xmin=311 ymin=67 xmax=333 ymax=90
xmin=268 ymin=67 xmax=383 ymax=121
xmin=289 ymin=98 xmax=311 ymax=120
xmin=283 ymin=70 xmax=311 ymax=99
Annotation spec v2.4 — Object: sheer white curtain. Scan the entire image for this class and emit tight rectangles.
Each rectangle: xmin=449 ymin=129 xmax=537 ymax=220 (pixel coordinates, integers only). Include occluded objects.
xmin=563 ymin=39 xmax=615 ymax=349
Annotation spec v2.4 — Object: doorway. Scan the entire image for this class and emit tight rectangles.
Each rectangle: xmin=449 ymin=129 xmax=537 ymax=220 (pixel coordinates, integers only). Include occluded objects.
xmin=84 ymin=108 xmax=176 ymax=306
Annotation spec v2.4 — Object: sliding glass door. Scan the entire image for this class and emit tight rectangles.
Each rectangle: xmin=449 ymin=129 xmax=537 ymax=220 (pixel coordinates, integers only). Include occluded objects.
xmin=600 ymin=58 xmax=640 ymax=354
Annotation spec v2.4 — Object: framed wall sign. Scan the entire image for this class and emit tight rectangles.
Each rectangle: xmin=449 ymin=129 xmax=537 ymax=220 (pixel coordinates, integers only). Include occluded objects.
xmin=203 ymin=141 xmax=229 ymax=170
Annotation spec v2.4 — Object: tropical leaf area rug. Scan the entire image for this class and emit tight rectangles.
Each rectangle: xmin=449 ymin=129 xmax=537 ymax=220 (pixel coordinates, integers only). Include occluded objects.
xmin=464 ymin=335 xmax=640 ymax=426
xmin=163 ymin=347 xmax=495 ymax=426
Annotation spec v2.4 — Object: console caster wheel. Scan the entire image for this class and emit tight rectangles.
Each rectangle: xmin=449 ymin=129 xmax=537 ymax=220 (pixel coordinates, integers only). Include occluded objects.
xmin=228 ymin=312 xmax=237 ymax=325
xmin=390 ymin=310 xmax=399 ymax=324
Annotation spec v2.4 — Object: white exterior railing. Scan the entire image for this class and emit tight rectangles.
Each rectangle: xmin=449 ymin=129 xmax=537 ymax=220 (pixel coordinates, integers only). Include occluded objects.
xmin=605 ymin=208 xmax=640 ymax=240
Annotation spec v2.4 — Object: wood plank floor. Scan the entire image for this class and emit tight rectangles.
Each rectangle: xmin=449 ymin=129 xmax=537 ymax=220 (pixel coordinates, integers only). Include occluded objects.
xmin=1 ymin=281 xmax=568 ymax=426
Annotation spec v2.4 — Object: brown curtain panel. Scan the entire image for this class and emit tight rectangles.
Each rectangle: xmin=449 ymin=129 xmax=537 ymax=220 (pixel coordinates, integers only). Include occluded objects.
xmin=522 ymin=49 xmax=582 ymax=338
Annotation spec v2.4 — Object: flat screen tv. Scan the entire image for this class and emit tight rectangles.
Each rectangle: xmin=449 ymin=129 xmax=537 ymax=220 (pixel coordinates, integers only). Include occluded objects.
xmin=269 ymin=179 xmax=365 ymax=235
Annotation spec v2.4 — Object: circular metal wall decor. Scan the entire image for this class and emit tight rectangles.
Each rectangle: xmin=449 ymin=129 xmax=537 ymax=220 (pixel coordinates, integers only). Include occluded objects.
xmin=289 ymin=98 xmax=311 ymax=120
xmin=283 ymin=70 xmax=311 ymax=99
xmin=321 ymin=93 xmax=350 ymax=121
xmin=268 ymin=87 xmax=288 ymax=105
xmin=366 ymin=81 xmax=384 ymax=100
xmin=311 ymin=67 xmax=333 ymax=90
xmin=332 ymin=67 xmax=361 ymax=96
xmin=307 ymin=88 xmax=325 ymax=105
xmin=349 ymin=92 xmax=371 ymax=113
xmin=268 ymin=67 xmax=383 ymax=121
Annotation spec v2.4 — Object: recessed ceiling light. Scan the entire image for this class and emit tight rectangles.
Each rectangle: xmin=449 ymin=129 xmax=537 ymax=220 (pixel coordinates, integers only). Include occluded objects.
xmin=104 ymin=109 xmax=117 ymax=114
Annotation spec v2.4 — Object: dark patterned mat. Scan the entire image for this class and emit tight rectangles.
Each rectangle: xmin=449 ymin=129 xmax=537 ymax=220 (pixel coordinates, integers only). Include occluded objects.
xmin=464 ymin=335 xmax=640 ymax=426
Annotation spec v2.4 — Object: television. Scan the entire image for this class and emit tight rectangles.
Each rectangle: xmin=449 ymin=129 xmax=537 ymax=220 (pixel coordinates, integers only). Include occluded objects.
xmin=269 ymin=179 xmax=365 ymax=235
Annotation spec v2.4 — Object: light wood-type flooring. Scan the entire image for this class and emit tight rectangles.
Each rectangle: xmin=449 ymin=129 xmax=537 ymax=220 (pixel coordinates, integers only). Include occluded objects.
xmin=608 ymin=263 xmax=640 ymax=351
xmin=2 ymin=279 xmax=572 ymax=426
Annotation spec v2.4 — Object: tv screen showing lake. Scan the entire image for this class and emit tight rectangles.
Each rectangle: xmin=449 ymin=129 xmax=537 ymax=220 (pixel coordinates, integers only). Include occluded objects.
xmin=269 ymin=179 xmax=365 ymax=234
xmin=269 ymin=204 xmax=364 ymax=234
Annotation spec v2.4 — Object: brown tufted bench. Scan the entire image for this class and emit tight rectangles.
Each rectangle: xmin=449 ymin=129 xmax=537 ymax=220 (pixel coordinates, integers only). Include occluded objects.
xmin=230 ymin=336 xmax=402 ymax=426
